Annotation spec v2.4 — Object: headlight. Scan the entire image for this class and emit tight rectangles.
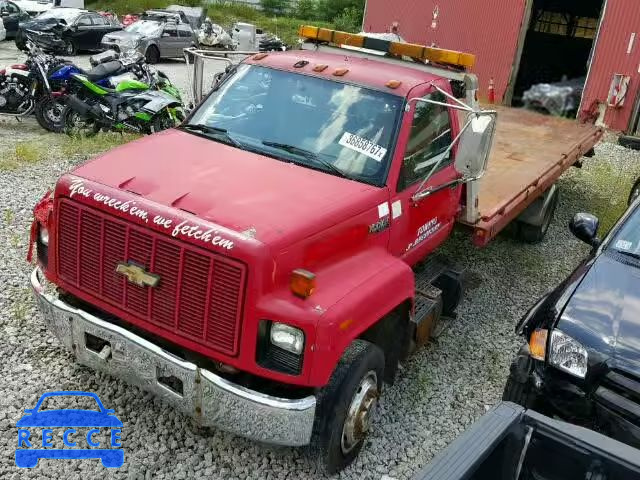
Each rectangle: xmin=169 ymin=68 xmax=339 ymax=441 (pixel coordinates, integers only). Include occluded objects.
xmin=39 ymin=226 xmax=49 ymax=246
xmin=549 ymin=329 xmax=588 ymax=378
xmin=270 ymin=323 xmax=304 ymax=355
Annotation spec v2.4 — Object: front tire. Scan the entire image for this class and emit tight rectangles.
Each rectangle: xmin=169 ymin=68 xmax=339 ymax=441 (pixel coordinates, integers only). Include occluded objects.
xmin=145 ymin=45 xmax=160 ymax=64
xmin=309 ymin=340 xmax=384 ymax=474
xmin=63 ymin=41 xmax=77 ymax=56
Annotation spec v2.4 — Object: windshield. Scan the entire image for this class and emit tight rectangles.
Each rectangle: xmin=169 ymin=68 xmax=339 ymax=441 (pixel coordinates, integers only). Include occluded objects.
xmin=186 ymin=64 xmax=403 ymax=185
xmin=610 ymin=205 xmax=640 ymax=257
xmin=36 ymin=9 xmax=80 ymax=23
xmin=126 ymin=20 xmax=162 ymax=36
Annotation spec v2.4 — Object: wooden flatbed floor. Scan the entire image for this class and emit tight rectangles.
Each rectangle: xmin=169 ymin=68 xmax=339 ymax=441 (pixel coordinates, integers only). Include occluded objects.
xmin=459 ymin=106 xmax=603 ymax=243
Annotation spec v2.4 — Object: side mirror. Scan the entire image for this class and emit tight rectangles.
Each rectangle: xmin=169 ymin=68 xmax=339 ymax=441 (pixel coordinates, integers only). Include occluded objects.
xmin=455 ymin=112 xmax=497 ymax=179
xmin=570 ymin=213 xmax=600 ymax=246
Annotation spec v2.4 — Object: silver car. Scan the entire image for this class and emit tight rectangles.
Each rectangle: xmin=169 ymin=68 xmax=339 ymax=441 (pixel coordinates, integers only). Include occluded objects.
xmin=101 ymin=12 xmax=195 ymax=64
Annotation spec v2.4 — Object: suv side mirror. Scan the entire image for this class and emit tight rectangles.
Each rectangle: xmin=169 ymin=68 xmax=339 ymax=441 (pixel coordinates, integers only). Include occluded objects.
xmin=570 ymin=213 xmax=600 ymax=246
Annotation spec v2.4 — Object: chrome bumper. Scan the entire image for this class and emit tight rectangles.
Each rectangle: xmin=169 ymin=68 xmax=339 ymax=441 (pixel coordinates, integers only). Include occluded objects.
xmin=30 ymin=268 xmax=316 ymax=446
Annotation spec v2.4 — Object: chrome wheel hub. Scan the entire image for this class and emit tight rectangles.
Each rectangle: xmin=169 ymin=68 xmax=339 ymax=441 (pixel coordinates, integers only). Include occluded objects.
xmin=341 ymin=371 xmax=379 ymax=455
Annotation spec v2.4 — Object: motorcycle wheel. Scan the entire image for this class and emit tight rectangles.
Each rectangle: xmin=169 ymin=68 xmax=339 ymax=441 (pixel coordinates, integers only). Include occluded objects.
xmin=62 ymin=106 xmax=100 ymax=137
xmin=149 ymin=109 xmax=184 ymax=134
xmin=35 ymin=96 xmax=66 ymax=133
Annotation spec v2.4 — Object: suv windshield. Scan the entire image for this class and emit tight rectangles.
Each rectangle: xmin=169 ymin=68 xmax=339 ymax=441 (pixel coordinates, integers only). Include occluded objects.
xmin=186 ymin=64 xmax=403 ymax=185
xmin=610 ymin=205 xmax=640 ymax=258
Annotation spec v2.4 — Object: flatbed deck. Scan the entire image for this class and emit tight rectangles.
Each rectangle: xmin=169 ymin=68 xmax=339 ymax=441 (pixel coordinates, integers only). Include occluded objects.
xmin=458 ymin=106 xmax=603 ymax=244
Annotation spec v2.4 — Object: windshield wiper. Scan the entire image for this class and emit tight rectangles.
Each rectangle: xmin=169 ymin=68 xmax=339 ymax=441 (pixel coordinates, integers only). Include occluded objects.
xmin=261 ymin=141 xmax=351 ymax=180
xmin=182 ymin=124 xmax=242 ymax=148
xmin=616 ymin=249 xmax=640 ymax=260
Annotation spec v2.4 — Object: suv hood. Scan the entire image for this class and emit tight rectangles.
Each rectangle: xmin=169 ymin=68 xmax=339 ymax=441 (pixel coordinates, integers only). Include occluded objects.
xmin=558 ymin=252 xmax=640 ymax=374
xmin=70 ymin=129 xmax=386 ymax=249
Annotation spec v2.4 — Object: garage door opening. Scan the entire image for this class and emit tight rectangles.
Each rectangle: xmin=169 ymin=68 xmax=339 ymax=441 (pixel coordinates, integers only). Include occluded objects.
xmin=510 ymin=0 xmax=605 ymax=117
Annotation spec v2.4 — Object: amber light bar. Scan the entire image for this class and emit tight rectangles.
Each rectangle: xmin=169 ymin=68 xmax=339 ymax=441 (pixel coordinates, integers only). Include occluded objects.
xmin=298 ymin=25 xmax=476 ymax=69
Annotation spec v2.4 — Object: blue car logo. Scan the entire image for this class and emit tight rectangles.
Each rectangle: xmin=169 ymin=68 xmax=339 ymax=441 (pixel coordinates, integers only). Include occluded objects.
xmin=15 ymin=391 xmax=123 ymax=468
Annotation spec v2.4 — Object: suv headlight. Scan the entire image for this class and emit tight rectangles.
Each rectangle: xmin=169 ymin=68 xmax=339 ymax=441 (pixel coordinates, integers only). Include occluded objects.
xmin=549 ymin=329 xmax=588 ymax=378
xmin=270 ymin=323 xmax=304 ymax=355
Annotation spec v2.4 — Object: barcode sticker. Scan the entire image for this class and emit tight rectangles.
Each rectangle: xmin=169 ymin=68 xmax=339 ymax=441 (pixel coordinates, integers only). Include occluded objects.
xmin=338 ymin=132 xmax=387 ymax=162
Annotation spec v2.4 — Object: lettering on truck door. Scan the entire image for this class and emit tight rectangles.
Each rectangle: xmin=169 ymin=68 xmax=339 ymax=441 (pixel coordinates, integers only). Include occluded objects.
xmin=388 ymin=85 xmax=463 ymax=265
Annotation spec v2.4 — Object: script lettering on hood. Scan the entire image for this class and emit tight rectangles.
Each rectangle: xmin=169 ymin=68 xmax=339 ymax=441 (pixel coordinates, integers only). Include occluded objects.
xmin=66 ymin=180 xmax=235 ymax=250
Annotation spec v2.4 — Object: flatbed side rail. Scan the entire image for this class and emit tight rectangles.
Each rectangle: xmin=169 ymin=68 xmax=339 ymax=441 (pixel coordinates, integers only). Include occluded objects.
xmin=462 ymin=125 xmax=604 ymax=246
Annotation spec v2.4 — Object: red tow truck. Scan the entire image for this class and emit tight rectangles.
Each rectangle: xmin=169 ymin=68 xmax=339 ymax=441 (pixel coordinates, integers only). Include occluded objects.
xmin=28 ymin=27 xmax=603 ymax=473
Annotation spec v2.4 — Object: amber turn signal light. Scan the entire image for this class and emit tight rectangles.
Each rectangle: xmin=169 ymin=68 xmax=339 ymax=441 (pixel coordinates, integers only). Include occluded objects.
xmin=529 ymin=328 xmax=548 ymax=361
xmin=290 ymin=269 xmax=316 ymax=298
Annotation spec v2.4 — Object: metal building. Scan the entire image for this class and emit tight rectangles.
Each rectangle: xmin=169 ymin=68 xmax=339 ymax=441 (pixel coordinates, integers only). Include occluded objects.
xmin=363 ymin=0 xmax=640 ymax=132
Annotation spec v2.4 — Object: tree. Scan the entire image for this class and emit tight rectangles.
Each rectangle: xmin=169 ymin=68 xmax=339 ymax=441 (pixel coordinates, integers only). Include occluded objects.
xmin=317 ymin=0 xmax=365 ymax=23
xmin=261 ymin=0 xmax=289 ymax=15
xmin=296 ymin=0 xmax=318 ymax=20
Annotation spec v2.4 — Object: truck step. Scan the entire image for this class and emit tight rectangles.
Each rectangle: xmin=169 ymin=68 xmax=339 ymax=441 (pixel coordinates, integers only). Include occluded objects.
xmin=413 ymin=254 xmax=464 ymax=341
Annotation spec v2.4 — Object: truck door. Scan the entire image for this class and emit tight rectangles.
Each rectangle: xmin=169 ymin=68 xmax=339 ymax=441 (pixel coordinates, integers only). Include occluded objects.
xmin=388 ymin=85 xmax=463 ymax=265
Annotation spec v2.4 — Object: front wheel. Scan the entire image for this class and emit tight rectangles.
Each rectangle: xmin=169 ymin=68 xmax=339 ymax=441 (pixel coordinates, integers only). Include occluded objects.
xmin=63 ymin=41 xmax=77 ymax=56
xmin=62 ymin=106 xmax=100 ymax=137
xmin=145 ymin=45 xmax=160 ymax=64
xmin=149 ymin=108 xmax=185 ymax=134
xmin=35 ymin=95 xmax=66 ymax=133
xmin=308 ymin=340 xmax=384 ymax=474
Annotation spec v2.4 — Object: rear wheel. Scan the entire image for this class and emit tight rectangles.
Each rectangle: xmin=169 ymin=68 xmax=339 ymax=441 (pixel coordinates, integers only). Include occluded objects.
xmin=308 ymin=340 xmax=384 ymax=474
xmin=62 ymin=106 xmax=100 ymax=137
xmin=35 ymin=95 xmax=66 ymax=133
xmin=149 ymin=108 xmax=184 ymax=133
xmin=517 ymin=187 xmax=559 ymax=243
xmin=145 ymin=45 xmax=160 ymax=64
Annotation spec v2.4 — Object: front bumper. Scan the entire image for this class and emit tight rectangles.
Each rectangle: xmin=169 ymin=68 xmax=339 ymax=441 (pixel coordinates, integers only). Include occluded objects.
xmin=30 ymin=268 xmax=316 ymax=446
xmin=513 ymin=348 xmax=640 ymax=449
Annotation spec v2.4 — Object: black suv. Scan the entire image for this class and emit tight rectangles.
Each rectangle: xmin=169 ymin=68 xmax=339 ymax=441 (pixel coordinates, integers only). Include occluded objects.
xmin=504 ymin=189 xmax=640 ymax=450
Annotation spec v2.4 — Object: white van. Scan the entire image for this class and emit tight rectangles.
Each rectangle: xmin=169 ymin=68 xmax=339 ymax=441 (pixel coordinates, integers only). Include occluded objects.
xmin=12 ymin=0 xmax=84 ymax=16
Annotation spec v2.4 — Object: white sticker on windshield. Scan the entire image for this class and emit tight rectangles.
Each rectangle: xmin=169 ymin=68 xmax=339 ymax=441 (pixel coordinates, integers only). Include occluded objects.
xmin=339 ymin=132 xmax=387 ymax=162
xmin=615 ymin=239 xmax=633 ymax=251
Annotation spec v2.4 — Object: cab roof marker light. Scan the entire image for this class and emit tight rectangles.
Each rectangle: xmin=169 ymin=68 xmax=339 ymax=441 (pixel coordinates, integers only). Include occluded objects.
xmin=386 ymin=80 xmax=402 ymax=89
xmin=313 ymin=64 xmax=328 ymax=72
xmin=298 ymin=25 xmax=475 ymax=69
xmin=333 ymin=68 xmax=349 ymax=77
xmin=252 ymin=53 xmax=269 ymax=60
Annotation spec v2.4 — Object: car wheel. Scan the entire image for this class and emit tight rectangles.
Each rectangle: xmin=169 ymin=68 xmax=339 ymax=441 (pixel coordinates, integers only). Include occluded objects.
xmin=629 ymin=179 xmax=640 ymax=206
xmin=308 ymin=340 xmax=384 ymax=474
xmin=62 ymin=106 xmax=100 ymax=137
xmin=145 ymin=45 xmax=160 ymax=64
xmin=64 ymin=41 xmax=77 ymax=56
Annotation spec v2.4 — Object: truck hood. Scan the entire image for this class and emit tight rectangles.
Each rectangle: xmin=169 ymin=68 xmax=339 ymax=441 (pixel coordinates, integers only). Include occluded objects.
xmin=558 ymin=252 xmax=640 ymax=375
xmin=70 ymin=129 xmax=385 ymax=249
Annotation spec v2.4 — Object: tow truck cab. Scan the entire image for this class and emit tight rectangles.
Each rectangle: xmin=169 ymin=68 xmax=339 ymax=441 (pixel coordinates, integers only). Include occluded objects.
xmin=28 ymin=28 xmax=514 ymax=473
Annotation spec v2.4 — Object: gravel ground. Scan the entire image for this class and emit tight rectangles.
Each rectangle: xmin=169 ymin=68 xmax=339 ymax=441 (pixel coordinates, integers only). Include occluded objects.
xmin=1 ymin=40 xmax=640 ymax=480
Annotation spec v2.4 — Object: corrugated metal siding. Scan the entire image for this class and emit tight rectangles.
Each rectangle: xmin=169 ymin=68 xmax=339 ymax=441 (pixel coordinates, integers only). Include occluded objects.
xmin=362 ymin=0 xmax=528 ymax=101
xmin=581 ymin=0 xmax=640 ymax=131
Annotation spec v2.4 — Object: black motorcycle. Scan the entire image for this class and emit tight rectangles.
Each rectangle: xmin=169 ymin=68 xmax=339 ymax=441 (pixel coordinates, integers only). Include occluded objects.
xmin=0 ymin=38 xmax=64 ymax=121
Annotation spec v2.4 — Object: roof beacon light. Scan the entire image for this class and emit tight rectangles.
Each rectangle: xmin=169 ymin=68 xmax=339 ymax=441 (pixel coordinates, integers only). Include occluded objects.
xmin=298 ymin=25 xmax=475 ymax=70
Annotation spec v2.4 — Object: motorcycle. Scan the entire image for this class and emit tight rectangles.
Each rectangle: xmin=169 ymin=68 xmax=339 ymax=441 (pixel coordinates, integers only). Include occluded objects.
xmin=62 ymin=53 xmax=185 ymax=136
xmin=38 ymin=50 xmax=157 ymax=133
xmin=0 ymin=38 xmax=64 ymax=119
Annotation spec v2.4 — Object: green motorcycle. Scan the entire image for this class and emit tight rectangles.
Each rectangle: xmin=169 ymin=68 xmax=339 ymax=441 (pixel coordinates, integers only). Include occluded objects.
xmin=62 ymin=56 xmax=185 ymax=136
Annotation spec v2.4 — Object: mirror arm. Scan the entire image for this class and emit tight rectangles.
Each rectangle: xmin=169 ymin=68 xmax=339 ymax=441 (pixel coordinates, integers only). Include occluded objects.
xmin=429 ymin=81 xmax=471 ymax=110
xmin=407 ymin=97 xmax=473 ymax=112
xmin=412 ymin=115 xmax=475 ymax=200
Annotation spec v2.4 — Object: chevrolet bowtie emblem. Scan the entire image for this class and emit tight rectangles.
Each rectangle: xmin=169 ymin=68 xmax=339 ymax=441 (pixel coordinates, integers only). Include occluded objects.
xmin=115 ymin=261 xmax=160 ymax=288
